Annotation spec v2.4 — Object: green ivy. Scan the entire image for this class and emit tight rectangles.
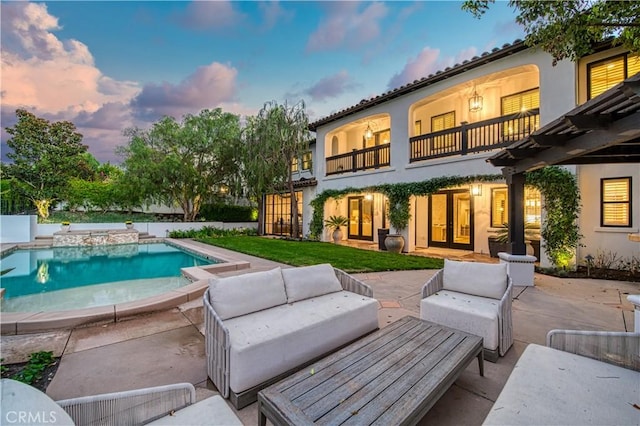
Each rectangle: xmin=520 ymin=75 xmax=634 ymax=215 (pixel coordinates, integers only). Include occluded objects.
xmin=526 ymin=166 xmax=581 ymax=268
xmin=309 ymin=167 xmax=581 ymax=269
xmin=309 ymin=174 xmax=502 ymax=238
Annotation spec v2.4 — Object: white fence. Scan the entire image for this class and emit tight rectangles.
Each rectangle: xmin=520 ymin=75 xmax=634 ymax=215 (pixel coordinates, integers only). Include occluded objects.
xmin=0 ymin=215 xmax=257 ymax=244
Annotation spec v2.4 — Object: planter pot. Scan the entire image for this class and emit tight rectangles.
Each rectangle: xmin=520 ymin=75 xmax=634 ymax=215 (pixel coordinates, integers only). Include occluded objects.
xmin=332 ymin=228 xmax=343 ymax=243
xmin=384 ymin=234 xmax=405 ymax=253
xmin=488 ymin=237 xmax=509 ymax=258
xmin=61 ymin=225 xmax=70 ymax=232
xmin=126 ymin=223 xmax=134 ymax=229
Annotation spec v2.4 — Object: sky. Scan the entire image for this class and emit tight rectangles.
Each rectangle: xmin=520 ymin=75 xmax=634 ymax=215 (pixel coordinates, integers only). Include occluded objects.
xmin=1 ymin=1 xmax=524 ymax=164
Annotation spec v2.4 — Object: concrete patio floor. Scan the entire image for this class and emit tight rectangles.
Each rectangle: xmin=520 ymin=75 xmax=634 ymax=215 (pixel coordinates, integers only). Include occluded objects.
xmin=1 ymin=246 xmax=637 ymax=426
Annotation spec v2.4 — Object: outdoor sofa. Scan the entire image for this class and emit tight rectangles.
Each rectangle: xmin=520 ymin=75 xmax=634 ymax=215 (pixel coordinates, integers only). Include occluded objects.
xmin=483 ymin=329 xmax=640 ymax=425
xmin=420 ymin=259 xmax=513 ymax=362
xmin=203 ymin=263 xmax=379 ymax=409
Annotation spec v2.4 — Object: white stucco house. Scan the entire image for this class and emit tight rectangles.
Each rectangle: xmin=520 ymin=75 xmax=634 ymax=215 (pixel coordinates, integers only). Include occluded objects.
xmin=262 ymin=39 xmax=639 ymax=268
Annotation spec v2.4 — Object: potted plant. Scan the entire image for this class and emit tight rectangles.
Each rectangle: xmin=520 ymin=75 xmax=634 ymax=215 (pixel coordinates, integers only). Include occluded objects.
xmin=490 ymin=223 xmax=539 ymax=258
xmin=61 ymin=221 xmax=70 ymax=232
xmin=324 ymin=215 xmax=348 ymax=243
xmin=385 ymin=200 xmax=410 ymax=253
xmin=125 ymin=220 xmax=134 ymax=229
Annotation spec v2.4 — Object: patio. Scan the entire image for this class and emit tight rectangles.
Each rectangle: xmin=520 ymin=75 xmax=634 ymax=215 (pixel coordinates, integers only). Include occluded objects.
xmin=2 ymin=244 xmax=637 ymax=425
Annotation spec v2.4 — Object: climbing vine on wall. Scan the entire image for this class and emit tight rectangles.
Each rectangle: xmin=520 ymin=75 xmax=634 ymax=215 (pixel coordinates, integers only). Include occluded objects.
xmin=309 ymin=174 xmax=502 ymax=238
xmin=525 ymin=166 xmax=581 ymax=268
xmin=309 ymin=166 xmax=581 ymax=269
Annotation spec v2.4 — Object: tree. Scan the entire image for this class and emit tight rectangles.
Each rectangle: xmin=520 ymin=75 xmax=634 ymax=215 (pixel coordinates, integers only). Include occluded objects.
xmin=243 ymin=100 xmax=310 ymax=237
xmin=463 ymin=1 xmax=640 ymax=64
xmin=118 ymin=109 xmax=242 ymax=221
xmin=4 ymin=109 xmax=87 ymax=219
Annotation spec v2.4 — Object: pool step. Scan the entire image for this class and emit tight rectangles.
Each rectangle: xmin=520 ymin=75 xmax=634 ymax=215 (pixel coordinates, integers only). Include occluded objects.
xmin=138 ymin=232 xmax=157 ymax=240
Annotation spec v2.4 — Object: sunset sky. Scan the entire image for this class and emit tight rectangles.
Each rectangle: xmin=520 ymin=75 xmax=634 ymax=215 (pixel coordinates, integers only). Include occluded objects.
xmin=1 ymin=1 xmax=524 ymax=163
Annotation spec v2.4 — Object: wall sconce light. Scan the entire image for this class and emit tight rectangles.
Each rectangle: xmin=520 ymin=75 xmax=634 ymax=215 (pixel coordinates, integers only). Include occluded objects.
xmin=364 ymin=193 xmax=373 ymax=201
xmin=468 ymin=86 xmax=483 ymax=113
xmin=364 ymin=122 xmax=373 ymax=140
xmin=470 ymin=183 xmax=482 ymax=196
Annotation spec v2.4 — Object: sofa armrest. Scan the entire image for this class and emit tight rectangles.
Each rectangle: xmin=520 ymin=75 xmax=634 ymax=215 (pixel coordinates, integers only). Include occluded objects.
xmin=56 ymin=382 xmax=196 ymax=425
xmin=204 ymin=289 xmax=231 ymax=398
xmin=497 ymin=277 xmax=514 ymax=356
xmin=421 ymin=269 xmax=444 ymax=299
xmin=546 ymin=329 xmax=640 ymax=371
xmin=334 ymin=268 xmax=373 ymax=298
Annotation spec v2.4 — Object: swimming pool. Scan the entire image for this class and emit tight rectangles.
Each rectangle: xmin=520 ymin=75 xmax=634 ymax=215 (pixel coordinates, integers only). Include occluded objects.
xmin=0 ymin=242 xmax=218 ymax=312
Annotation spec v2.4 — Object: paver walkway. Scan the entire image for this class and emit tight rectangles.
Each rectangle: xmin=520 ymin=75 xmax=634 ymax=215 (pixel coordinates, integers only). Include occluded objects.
xmin=1 ymin=245 xmax=636 ymax=426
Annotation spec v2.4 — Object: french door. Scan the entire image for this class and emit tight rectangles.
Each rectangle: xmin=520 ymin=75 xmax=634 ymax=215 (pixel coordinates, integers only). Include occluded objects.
xmin=348 ymin=196 xmax=373 ymax=241
xmin=428 ymin=190 xmax=473 ymax=250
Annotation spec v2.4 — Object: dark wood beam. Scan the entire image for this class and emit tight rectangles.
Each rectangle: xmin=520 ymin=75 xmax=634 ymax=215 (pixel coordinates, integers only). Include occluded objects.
xmin=506 ymin=147 xmax=547 ymax=159
xmin=490 ymin=158 xmax=518 ymax=166
xmin=529 ymin=133 xmax=575 ymax=147
xmin=565 ymin=113 xmax=613 ymax=129
xmin=499 ymin=112 xmax=640 ymax=175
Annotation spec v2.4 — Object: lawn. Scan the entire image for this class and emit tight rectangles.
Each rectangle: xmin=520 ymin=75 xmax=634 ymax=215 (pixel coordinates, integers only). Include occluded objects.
xmin=197 ymin=236 xmax=444 ymax=273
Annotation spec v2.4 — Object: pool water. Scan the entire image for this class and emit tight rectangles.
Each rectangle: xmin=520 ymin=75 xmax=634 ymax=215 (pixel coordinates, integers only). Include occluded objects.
xmin=0 ymin=243 xmax=217 ymax=312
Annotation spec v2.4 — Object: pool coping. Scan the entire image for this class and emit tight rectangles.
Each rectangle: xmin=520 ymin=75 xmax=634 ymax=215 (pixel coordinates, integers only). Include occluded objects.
xmin=0 ymin=238 xmax=250 ymax=335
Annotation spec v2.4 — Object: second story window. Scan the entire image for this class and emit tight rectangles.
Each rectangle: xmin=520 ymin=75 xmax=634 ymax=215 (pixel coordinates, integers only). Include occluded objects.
xmin=291 ymin=156 xmax=299 ymax=173
xmin=601 ymin=177 xmax=631 ymax=227
xmin=588 ymin=53 xmax=640 ymax=99
xmin=501 ymin=88 xmax=540 ymax=139
xmin=302 ymin=151 xmax=312 ymax=170
xmin=431 ymin=111 xmax=455 ymax=150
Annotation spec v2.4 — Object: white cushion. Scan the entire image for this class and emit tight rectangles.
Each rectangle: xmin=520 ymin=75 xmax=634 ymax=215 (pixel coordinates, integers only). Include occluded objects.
xmin=208 ymin=268 xmax=287 ymax=320
xmin=483 ymin=344 xmax=640 ymax=426
xmin=225 ymin=291 xmax=379 ymax=393
xmin=443 ymin=259 xmax=507 ymax=299
xmin=420 ymin=290 xmax=500 ymax=351
xmin=281 ymin=263 xmax=343 ymax=303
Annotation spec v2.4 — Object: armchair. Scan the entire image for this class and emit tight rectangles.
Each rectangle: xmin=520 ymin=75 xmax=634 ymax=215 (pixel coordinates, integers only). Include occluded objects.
xmin=420 ymin=259 xmax=513 ymax=362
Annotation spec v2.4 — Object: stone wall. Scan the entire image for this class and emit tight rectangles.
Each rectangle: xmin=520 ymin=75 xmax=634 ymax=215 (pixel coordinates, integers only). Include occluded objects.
xmin=53 ymin=229 xmax=139 ymax=247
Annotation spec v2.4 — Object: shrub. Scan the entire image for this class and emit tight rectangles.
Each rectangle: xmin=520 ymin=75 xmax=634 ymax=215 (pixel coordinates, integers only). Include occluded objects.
xmin=169 ymin=226 xmax=257 ymax=239
xmin=198 ymin=204 xmax=257 ymax=222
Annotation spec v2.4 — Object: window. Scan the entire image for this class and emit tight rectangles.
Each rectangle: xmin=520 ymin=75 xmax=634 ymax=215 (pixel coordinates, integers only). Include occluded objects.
xmin=601 ymin=177 xmax=631 ymax=227
xmin=431 ymin=111 xmax=455 ymax=150
xmin=588 ymin=53 xmax=640 ymax=99
xmin=414 ymin=120 xmax=422 ymax=136
xmin=491 ymin=186 xmax=541 ymax=228
xmin=524 ymin=187 xmax=541 ymax=228
xmin=491 ymin=188 xmax=508 ymax=227
xmin=331 ymin=136 xmax=339 ymax=156
xmin=290 ymin=156 xmax=298 ymax=173
xmin=501 ymin=88 xmax=540 ymax=139
xmin=302 ymin=151 xmax=312 ymax=170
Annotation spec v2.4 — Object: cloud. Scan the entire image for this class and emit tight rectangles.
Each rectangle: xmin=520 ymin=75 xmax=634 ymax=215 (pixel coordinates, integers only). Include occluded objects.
xmin=306 ymin=2 xmax=388 ymax=52
xmin=175 ymin=1 xmax=245 ymax=31
xmin=130 ymin=62 xmax=239 ymax=121
xmin=304 ymin=71 xmax=358 ymax=102
xmin=258 ymin=1 xmax=293 ymax=31
xmin=0 ymin=2 xmax=141 ymax=162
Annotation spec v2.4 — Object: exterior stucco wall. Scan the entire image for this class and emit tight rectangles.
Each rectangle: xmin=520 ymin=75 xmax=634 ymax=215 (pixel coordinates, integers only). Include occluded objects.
xmin=577 ymin=163 xmax=640 ymax=264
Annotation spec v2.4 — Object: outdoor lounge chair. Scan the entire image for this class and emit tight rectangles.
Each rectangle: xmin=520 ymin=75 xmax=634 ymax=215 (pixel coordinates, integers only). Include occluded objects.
xmin=483 ymin=329 xmax=640 ymax=425
xmin=420 ymin=259 xmax=513 ymax=362
xmin=1 ymin=380 xmax=242 ymax=426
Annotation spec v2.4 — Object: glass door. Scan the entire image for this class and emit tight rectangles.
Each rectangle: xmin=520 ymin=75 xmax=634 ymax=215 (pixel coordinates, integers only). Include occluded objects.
xmin=348 ymin=196 xmax=374 ymax=241
xmin=428 ymin=190 xmax=473 ymax=250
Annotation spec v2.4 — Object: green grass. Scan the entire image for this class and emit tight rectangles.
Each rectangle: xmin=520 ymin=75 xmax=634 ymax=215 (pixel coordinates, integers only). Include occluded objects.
xmin=197 ymin=236 xmax=443 ymax=273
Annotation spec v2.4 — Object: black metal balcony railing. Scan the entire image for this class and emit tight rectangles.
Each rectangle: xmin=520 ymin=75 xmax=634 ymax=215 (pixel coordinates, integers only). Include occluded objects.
xmin=326 ymin=144 xmax=390 ymax=176
xmin=409 ymin=109 xmax=540 ymax=162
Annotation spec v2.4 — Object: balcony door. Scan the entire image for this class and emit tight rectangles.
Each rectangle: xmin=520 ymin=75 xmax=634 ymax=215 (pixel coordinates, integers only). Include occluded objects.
xmin=428 ymin=190 xmax=473 ymax=250
xmin=348 ymin=196 xmax=373 ymax=241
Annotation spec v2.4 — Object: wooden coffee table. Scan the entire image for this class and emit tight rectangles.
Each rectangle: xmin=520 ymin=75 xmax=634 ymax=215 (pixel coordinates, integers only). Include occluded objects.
xmin=258 ymin=316 xmax=483 ymax=426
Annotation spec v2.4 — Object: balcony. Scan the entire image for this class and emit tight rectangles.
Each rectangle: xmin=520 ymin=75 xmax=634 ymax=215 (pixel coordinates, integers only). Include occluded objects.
xmin=409 ymin=109 xmax=540 ymax=162
xmin=326 ymin=144 xmax=390 ymax=176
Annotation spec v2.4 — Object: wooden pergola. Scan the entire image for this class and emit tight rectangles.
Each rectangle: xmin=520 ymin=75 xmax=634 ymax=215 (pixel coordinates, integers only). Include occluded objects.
xmin=487 ymin=73 xmax=640 ymax=255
